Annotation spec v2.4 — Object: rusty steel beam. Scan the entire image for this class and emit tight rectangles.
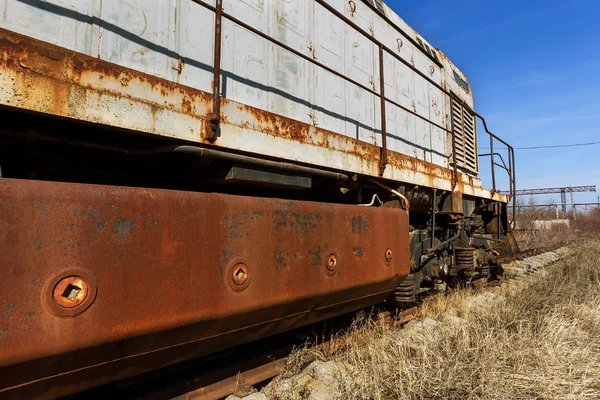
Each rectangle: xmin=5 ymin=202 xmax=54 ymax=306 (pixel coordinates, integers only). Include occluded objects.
xmin=0 ymin=178 xmax=409 ymax=399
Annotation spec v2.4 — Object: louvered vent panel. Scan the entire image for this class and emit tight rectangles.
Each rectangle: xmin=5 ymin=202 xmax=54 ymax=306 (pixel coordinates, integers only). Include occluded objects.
xmin=451 ymin=97 xmax=478 ymax=173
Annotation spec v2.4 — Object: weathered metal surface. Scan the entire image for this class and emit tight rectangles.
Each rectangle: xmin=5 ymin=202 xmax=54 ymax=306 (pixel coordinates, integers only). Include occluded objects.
xmin=1 ymin=0 xmax=457 ymax=162
xmin=0 ymin=0 xmax=510 ymax=184
xmin=206 ymin=0 xmax=223 ymax=141
xmin=0 ymin=28 xmax=508 ymax=203
xmin=0 ymin=178 xmax=410 ymax=399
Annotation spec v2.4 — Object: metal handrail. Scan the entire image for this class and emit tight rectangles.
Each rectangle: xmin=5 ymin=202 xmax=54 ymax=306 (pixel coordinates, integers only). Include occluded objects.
xmin=193 ymin=0 xmax=515 ymax=216
xmin=475 ymin=113 xmax=516 ymax=228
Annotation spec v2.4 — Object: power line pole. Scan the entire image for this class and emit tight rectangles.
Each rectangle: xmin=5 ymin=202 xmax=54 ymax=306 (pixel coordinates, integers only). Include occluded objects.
xmin=570 ymin=185 xmax=575 ymax=220
xmin=502 ymin=185 xmax=596 ymax=214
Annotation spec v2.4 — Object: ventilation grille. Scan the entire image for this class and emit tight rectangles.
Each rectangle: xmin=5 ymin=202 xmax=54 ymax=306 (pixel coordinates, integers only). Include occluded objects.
xmin=451 ymin=97 xmax=478 ymax=173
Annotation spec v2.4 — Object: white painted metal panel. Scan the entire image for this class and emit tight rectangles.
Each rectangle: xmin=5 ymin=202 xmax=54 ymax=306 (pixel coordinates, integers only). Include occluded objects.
xmin=343 ymin=0 xmax=372 ymax=35
xmin=98 ymin=0 xmax=177 ymax=80
xmin=394 ymin=106 xmax=417 ymax=159
xmin=314 ymin=0 xmax=346 ymax=135
xmin=176 ymin=0 xmax=215 ymax=93
xmin=372 ymin=9 xmax=400 ymax=53
xmin=269 ymin=47 xmax=313 ymax=124
xmin=222 ymin=18 xmax=269 ymax=111
xmin=224 ymin=0 xmax=268 ymax=34
xmin=344 ymin=8 xmax=375 ymax=92
xmin=345 ymin=83 xmax=377 ymax=145
xmin=394 ymin=55 xmax=414 ymax=113
xmin=272 ymin=0 xmax=312 ymax=57
xmin=0 ymin=0 xmax=474 ymax=173
xmin=429 ymin=83 xmax=446 ymax=166
xmin=269 ymin=0 xmax=313 ymax=124
xmin=221 ymin=0 xmax=269 ymax=111
xmin=314 ymin=69 xmax=346 ymax=136
xmin=1 ymin=0 xmax=96 ymax=55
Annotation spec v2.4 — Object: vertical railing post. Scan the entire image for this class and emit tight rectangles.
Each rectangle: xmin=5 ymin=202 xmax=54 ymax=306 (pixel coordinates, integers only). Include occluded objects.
xmin=206 ymin=0 xmax=223 ymax=142
xmin=509 ymin=145 xmax=516 ymax=229
xmin=507 ymin=146 xmax=512 ymax=195
xmin=497 ymin=203 xmax=501 ymax=239
xmin=450 ymin=121 xmax=458 ymax=187
xmin=512 ymin=146 xmax=516 ymax=228
xmin=507 ymin=145 xmax=512 ymax=226
xmin=431 ymin=189 xmax=436 ymax=248
xmin=489 ymin=135 xmax=496 ymax=192
xmin=378 ymin=45 xmax=387 ymax=176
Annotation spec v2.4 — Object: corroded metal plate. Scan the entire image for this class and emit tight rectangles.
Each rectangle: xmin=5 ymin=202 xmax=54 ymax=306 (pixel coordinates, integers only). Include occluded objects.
xmin=0 ymin=178 xmax=409 ymax=399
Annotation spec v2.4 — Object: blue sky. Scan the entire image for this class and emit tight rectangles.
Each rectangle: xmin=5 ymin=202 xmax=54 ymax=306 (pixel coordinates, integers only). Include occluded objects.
xmin=389 ymin=0 xmax=600 ymax=205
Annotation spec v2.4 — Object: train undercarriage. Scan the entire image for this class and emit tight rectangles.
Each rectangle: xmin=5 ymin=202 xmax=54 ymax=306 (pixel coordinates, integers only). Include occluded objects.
xmin=0 ymin=107 xmax=515 ymax=398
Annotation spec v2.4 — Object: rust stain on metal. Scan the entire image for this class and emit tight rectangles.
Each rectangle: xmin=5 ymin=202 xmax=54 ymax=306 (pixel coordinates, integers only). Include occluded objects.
xmin=0 ymin=28 xmax=211 ymax=141
xmin=351 ymin=215 xmax=370 ymax=235
xmin=0 ymin=178 xmax=410 ymax=399
xmin=223 ymin=103 xmax=312 ymax=144
xmin=393 ymin=306 xmax=418 ymax=326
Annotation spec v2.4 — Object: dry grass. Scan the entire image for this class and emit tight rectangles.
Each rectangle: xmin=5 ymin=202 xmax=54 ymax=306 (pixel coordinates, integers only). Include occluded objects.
xmin=513 ymin=211 xmax=600 ymax=252
xmin=281 ymin=241 xmax=600 ymax=399
xmin=513 ymin=223 xmax=577 ymax=253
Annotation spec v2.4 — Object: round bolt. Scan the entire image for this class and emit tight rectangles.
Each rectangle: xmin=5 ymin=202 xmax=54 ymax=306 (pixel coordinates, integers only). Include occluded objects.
xmin=385 ymin=249 xmax=393 ymax=263
xmin=232 ymin=263 xmax=249 ymax=286
xmin=53 ymin=276 xmax=88 ymax=308
xmin=326 ymin=255 xmax=337 ymax=272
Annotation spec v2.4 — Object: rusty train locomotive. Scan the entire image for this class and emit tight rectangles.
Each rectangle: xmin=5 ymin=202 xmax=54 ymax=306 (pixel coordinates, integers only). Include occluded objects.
xmin=0 ymin=0 xmax=515 ymax=398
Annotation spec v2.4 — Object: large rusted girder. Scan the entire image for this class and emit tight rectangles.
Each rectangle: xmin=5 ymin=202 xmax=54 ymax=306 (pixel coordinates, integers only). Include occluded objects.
xmin=0 ymin=178 xmax=409 ymax=399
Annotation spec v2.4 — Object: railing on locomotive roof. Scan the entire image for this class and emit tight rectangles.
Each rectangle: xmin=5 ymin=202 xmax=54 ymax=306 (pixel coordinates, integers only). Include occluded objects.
xmin=194 ymin=0 xmax=516 ymax=229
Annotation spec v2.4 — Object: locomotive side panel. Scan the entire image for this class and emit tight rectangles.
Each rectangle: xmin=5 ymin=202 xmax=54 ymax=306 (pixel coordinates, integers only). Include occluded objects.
xmin=0 ymin=0 xmax=469 ymax=175
xmin=0 ymin=25 xmax=504 ymax=200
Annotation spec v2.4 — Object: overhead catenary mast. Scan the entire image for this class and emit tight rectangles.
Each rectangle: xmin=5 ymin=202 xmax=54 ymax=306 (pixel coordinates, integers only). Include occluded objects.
xmin=501 ymin=185 xmax=596 ymax=213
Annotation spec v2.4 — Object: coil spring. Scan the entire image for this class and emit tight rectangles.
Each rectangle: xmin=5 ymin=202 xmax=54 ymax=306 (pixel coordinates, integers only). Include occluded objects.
xmin=478 ymin=264 xmax=491 ymax=279
xmin=455 ymin=247 xmax=475 ymax=269
xmin=394 ymin=274 xmax=417 ymax=303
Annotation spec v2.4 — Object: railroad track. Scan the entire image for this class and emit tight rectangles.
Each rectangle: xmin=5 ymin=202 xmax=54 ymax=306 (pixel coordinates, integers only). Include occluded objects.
xmin=69 ymin=246 xmax=563 ymax=400
xmin=68 ymin=305 xmax=420 ymax=400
